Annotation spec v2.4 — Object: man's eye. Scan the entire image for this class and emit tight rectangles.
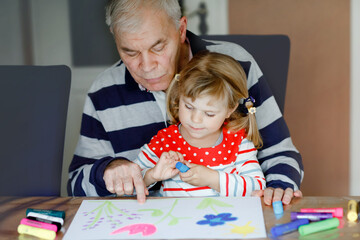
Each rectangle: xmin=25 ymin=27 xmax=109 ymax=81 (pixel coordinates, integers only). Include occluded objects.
xmin=124 ymin=51 xmax=138 ymax=57
xmin=153 ymin=45 xmax=165 ymax=52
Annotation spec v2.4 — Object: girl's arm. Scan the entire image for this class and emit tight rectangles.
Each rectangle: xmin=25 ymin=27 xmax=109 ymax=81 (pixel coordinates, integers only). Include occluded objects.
xmin=217 ymin=139 xmax=266 ymax=197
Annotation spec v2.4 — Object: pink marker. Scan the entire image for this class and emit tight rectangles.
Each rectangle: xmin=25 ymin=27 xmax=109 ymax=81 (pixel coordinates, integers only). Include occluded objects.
xmin=300 ymin=207 xmax=343 ymax=218
xmin=20 ymin=218 xmax=58 ymax=232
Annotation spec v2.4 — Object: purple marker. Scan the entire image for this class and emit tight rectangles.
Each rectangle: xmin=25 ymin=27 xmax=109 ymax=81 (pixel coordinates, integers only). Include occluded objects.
xmin=291 ymin=212 xmax=333 ymax=222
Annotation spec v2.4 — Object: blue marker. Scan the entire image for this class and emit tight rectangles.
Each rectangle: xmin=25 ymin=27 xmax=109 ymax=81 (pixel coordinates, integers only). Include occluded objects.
xmin=271 ymin=219 xmax=310 ymax=237
xmin=272 ymin=201 xmax=284 ymax=215
xmin=176 ymin=162 xmax=190 ymax=173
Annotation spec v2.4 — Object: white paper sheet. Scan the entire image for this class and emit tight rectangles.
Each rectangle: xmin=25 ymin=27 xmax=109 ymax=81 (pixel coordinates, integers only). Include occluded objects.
xmin=63 ymin=197 xmax=266 ymax=239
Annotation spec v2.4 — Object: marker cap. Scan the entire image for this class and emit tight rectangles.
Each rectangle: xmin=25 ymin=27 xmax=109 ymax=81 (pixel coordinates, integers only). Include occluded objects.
xmin=272 ymin=201 xmax=284 ymax=215
xmin=270 ymin=219 xmax=309 ymax=237
xmin=298 ymin=218 xmax=339 ymax=236
xmin=176 ymin=162 xmax=190 ymax=173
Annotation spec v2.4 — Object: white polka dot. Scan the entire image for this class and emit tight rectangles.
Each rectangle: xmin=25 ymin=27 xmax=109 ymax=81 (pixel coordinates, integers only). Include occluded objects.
xmin=207 ymin=165 xmax=210 ymax=167
xmin=161 ymin=138 xmax=164 ymax=141
xmin=224 ymin=157 xmax=227 ymax=160
xmin=228 ymin=150 xmax=231 ymax=153
xmin=235 ymin=153 xmax=238 ymax=156
xmin=227 ymin=130 xmax=230 ymax=134
xmin=194 ymin=153 xmax=197 ymax=156
xmin=179 ymin=136 xmax=182 ymax=138
xmin=225 ymin=138 xmax=228 ymax=141
xmin=200 ymin=159 xmax=204 ymax=162
xmin=177 ymin=148 xmax=181 ymax=151
xmin=173 ymin=141 xmax=176 ymax=144
xmin=241 ymin=136 xmax=244 ymax=139
xmin=156 ymin=141 xmax=159 ymax=144
xmin=212 ymin=146 xmax=215 ymax=148
xmin=168 ymin=135 xmax=171 ymax=138
xmin=205 ymin=152 xmax=209 ymax=155
xmin=188 ymin=147 xmax=191 ymax=151
xmin=174 ymin=130 xmax=178 ymax=133
xmin=160 ymin=147 xmax=163 ymax=151
xmin=183 ymin=154 xmax=186 ymax=157
xmin=166 ymin=144 xmax=169 ymax=148
xmin=218 ymin=151 xmax=222 ymax=154
xmin=235 ymin=134 xmax=238 ymax=137
xmin=223 ymin=144 xmax=226 ymax=147
xmin=183 ymin=141 xmax=186 ymax=145
xmin=231 ymin=142 xmax=234 ymax=145
xmin=152 ymin=147 xmax=156 ymax=150
xmin=212 ymin=158 xmax=216 ymax=161
xmin=188 ymin=160 xmax=191 ymax=162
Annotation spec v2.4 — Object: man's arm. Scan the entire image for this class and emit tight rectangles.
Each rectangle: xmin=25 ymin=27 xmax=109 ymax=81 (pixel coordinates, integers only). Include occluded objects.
xmin=67 ymin=96 xmax=148 ymax=203
xmin=247 ymin=60 xmax=304 ymax=205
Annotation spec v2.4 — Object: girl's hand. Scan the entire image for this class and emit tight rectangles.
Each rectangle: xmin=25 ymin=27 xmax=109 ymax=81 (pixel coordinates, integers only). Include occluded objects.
xmin=179 ymin=162 xmax=219 ymax=191
xmin=148 ymin=151 xmax=182 ymax=182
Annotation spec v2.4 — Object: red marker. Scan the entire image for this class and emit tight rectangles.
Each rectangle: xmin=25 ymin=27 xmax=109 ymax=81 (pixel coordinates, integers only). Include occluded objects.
xmin=300 ymin=207 xmax=343 ymax=218
xmin=20 ymin=218 xmax=58 ymax=232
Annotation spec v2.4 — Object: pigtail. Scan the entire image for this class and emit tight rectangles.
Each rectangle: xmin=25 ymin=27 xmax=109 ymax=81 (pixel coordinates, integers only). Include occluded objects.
xmin=245 ymin=101 xmax=263 ymax=149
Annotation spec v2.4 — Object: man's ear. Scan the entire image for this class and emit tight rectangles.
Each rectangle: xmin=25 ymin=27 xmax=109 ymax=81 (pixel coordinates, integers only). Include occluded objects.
xmin=179 ymin=16 xmax=188 ymax=43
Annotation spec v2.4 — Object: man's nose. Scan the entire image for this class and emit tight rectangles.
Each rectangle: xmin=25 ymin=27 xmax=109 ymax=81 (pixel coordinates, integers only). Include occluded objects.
xmin=140 ymin=53 xmax=156 ymax=72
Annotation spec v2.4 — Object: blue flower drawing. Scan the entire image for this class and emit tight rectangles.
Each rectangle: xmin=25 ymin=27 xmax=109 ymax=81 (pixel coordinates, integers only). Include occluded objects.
xmin=196 ymin=213 xmax=237 ymax=226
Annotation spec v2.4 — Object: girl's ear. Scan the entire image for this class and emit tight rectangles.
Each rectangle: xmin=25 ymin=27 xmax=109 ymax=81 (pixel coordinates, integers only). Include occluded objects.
xmin=226 ymin=103 xmax=239 ymax=118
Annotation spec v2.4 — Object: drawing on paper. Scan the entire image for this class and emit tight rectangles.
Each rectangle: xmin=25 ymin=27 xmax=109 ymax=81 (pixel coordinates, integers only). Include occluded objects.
xmin=63 ymin=197 xmax=266 ymax=239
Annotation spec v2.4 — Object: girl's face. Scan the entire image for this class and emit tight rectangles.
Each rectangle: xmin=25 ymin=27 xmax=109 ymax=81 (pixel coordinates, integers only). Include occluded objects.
xmin=179 ymin=95 xmax=235 ymax=148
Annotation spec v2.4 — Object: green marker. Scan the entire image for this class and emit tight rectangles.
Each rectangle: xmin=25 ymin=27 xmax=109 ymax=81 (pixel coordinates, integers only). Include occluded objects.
xmin=26 ymin=208 xmax=65 ymax=220
xmin=298 ymin=218 xmax=339 ymax=236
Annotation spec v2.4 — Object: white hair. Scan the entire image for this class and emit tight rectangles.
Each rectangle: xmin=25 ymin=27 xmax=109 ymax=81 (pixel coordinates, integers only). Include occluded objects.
xmin=105 ymin=0 xmax=182 ymax=34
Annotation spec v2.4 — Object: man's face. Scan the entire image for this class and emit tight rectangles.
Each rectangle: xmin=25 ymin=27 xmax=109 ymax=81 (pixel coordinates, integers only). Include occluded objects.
xmin=114 ymin=9 xmax=187 ymax=92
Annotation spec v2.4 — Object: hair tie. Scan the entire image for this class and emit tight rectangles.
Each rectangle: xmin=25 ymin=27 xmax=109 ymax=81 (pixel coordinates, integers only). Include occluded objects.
xmin=238 ymin=96 xmax=256 ymax=114
xmin=174 ymin=74 xmax=180 ymax=81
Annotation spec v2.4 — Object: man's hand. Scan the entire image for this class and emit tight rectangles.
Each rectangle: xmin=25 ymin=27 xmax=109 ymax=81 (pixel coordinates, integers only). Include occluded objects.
xmin=251 ymin=187 xmax=303 ymax=205
xmin=103 ymin=159 xmax=148 ymax=204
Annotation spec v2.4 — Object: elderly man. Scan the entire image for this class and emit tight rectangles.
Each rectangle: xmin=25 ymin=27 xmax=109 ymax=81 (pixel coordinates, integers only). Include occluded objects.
xmin=68 ymin=0 xmax=303 ymax=205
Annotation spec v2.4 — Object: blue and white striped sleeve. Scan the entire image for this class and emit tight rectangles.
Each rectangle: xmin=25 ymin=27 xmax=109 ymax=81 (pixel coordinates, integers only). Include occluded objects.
xmin=247 ymin=59 xmax=304 ymax=191
xmin=68 ymin=95 xmax=117 ymax=197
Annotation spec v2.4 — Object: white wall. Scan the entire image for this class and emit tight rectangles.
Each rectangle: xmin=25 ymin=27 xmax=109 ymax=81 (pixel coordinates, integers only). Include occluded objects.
xmin=350 ymin=0 xmax=360 ymax=196
xmin=0 ymin=0 xmax=25 ymax=64
xmin=28 ymin=0 xmax=106 ymax=196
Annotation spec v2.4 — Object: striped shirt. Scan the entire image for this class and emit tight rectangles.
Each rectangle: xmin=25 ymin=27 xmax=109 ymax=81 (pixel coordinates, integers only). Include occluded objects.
xmin=68 ymin=31 xmax=304 ymax=196
xmin=134 ymin=125 xmax=265 ymax=197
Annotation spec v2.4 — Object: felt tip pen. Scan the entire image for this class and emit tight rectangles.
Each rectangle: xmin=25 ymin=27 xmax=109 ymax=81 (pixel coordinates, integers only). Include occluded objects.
xmin=20 ymin=218 xmax=58 ymax=232
xmin=270 ymin=219 xmax=309 ymax=237
xmin=26 ymin=212 xmax=64 ymax=226
xmin=290 ymin=212 xmax=333 ymax=222
xmin=26 ymin=208 xmax=65 ymax=219
xmin=300 ymin=207 xmax=343 ymax=218
xmin=298 ymin=217 xmax=339 ymax=236
xmin=347 ymin=199 xmax=359 ymax=222
xmin=272 ymin=201 xmax=284 ymax=215
xmin=176 ymin=162 xmax=190 ymax=173
xmin=18 ymin=224 xmax=56 ymax=240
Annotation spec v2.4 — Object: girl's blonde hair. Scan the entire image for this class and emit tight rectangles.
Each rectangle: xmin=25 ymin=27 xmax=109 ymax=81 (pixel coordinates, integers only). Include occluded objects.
xmin=166 ymin=51 xmax=262 ymax=148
